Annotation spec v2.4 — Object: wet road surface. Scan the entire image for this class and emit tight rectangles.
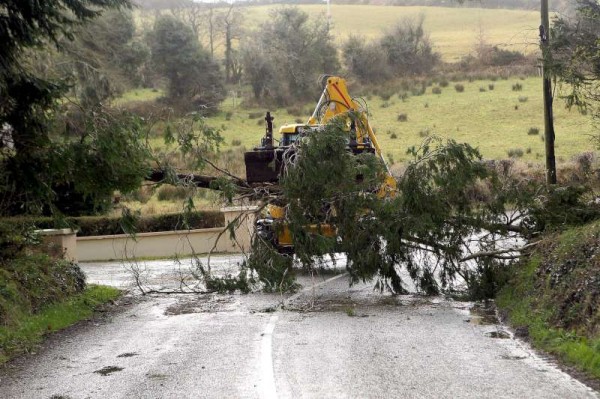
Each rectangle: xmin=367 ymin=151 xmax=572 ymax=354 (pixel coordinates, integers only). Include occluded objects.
xmin=0 ymin=257 xmax=598 ymax=399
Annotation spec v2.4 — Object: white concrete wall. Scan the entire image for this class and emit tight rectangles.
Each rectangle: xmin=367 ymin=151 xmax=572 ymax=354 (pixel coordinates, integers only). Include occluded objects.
xmin=76 ymin=207 xmax=257 ymax=262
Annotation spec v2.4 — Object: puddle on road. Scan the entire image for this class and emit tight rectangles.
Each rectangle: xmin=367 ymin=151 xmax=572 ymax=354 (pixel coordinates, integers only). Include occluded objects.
xmin=486 ymin=330 xmax=511 ymax=339
xmin=501 ymin=354 xmax=528 ymax=360
xmin=164 ymin=295 xmax=236 ymax=315
xmin=467 ymin=304 xmax=498 ymax=325
xmin=146 ymin=372 xmax=168 ymax=380
xmin=117 ymin=352 xmax=139 ymax=358
xmin=94 ymin=366 xmax=124 ymax=376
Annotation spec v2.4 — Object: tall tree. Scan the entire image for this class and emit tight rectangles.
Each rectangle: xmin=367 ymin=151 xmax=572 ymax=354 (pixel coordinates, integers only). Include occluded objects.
xmin=0 ymin=0 xmax=152 ymax=215
xmin=217 ymin=3 xmax=244 ymax=84
xmin=148 ymin=15 xmax=225 ymax=114
xmin=241 ymin=7 xmax=340 ymax=104
xmin=61 ymin=9 xmax=149 ymax=108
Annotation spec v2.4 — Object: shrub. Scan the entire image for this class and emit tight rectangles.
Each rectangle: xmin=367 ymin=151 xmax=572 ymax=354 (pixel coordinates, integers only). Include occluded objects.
xmin=398 ymin=92 xmax=409 ymax=102
xmin=512 ymin=83 xmax=523 ymax=91
xmin=573 ymin=152 xmax=595 ymax=175
xmin=6 ymin=211 xmax=226 ymax=237
xmin=379 ymin=92 xmax=392 ymax=101
xmin=411 ymin=85 xmax=426 ymax=96
xmin=381 ymin=102 xmax=391 ymax=108
xmin=379 ymin=17 xmax=439 ymax=75
xmin=488 ymin=84 xmax=495 ymax=90
xmin=507 ymin=148 xmax=524 ymax=158
xmin=157 ymin=185 xmax=188 ymax=201
xmin=490 ymin=47 xmax=526 ymax=66
xmin=124 ymin=186 xmax=153 ymax=204
xmin=439 ymin=79 xmax=449 ymax=88
xmin=248 ymin=112 xmax=263 ymax=119
xmin=479 ymin=87 xmax=486 ymax=92
xmin=528 ymin=127 xmax=540 ymax=135
xmin=432 ymin=87 xmax=442 ymax=95
xmin=390 ymin=133 xmax=398 ymax=139
xmin=231 ymin=139 xmax=242 ymax=146
xmin=286 ymin=105 xmax=304 ymax=117
xmin=342 ymin=36 xmax=392 ymax=84
xmin=418 ymin=128 xmax=431 ymax=137
xmin=526 ymin=147 xmax=532 ymax=154
xmin=518 ymin=96 xmax=528 ymax=103
xmin=386 ymin=153 xmax=395 ymax=165
xmin=225 ymin=111 xmax=233 ymax=121
xmin=397 ymin=113 xmax=408 ymax=122
xmin=454 ymin=84 xmax=465 ymax=93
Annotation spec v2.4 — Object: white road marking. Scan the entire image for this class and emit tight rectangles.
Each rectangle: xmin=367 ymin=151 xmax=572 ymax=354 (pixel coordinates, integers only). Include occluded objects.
xmin=259 ymin=273 xmax=347 ymax=399
xmin=260 ymin=314 xmax=279 ymax=399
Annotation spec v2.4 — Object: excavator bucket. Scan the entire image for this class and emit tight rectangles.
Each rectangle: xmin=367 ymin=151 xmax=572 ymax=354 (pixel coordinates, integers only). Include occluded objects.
xmin=244 ymin=149 xmax=281 ymax=183
xmin=244 ymin=112 xmax=281 ymax=184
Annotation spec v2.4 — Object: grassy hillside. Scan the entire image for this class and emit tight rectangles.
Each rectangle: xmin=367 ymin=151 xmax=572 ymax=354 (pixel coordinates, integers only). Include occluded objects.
xmin=497 ymin=221 xmax=600 ymax=380
xmin=241 ymin=4 xmax=540 ymax=61
xmin=208 ymin=76 xmax=595 ymax=162
xmin=135 ymin=5 xmax=541 ymax=61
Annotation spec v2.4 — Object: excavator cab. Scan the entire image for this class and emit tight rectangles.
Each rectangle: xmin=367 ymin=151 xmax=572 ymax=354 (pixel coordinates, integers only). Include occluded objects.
xmin=244 ymin=115 xmax=321 ymax=184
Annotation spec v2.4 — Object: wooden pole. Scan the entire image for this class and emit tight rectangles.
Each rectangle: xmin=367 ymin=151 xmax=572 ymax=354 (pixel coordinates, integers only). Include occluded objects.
xmin=540 ymin=0 xmax=557 ymax=184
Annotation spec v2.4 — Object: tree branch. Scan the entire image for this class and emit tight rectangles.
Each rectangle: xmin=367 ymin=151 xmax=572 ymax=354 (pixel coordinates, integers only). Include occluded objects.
xmin=459 ymin=241 xmax=540 ymax=262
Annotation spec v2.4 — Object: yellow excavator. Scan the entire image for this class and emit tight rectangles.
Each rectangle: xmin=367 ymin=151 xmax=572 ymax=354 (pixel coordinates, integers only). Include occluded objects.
xmin=244 ymin=76 xmax=396 ymax=252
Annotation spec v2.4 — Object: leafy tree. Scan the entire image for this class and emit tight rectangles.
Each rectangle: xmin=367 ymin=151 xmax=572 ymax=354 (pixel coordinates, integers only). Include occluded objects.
xmin=241 ymin=40 xmax=274 ymax=100
xmin=60 ymin=9 xmax=149 ymax=108
xmin=550 ymin=0 xmax=600 ymax=121
xmin=0 ymin=0 xmax=153 ymax=216
xmin=379 ymin=16 xmax=439 ymax=76
xmin=241 ymin=7 xmax=339 ymax=104
xmin=342 ymin=35 xmax=392 ymax=84
xmin=148 ymin=15 xmax=225 ymax=114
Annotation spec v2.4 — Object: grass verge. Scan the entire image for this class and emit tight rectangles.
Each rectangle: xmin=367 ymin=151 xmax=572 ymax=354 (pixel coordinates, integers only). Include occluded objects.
xmin=497 ymin=224 xmax=600 ymax=380
xmin=0 ymin=285 xmax=121 ymax=365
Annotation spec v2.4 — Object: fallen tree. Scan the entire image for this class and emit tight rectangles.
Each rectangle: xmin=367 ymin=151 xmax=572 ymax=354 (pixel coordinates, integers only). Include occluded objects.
xmin=191 ymin=116 xmax=600 ymax=298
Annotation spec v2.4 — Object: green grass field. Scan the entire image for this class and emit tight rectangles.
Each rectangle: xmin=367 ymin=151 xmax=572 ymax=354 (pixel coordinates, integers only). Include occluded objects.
xmin=206 ymin=77 xmax=596 ymax=163
xmin=241 ymin=5 xmax=541 ymax=62
xmin=135 ymin=4 xmax=541 ymax=62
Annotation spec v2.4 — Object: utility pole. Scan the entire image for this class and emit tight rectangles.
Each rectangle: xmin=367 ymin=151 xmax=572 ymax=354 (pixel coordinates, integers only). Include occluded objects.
xmin=540 ymin=0 xmax=557 ymax=184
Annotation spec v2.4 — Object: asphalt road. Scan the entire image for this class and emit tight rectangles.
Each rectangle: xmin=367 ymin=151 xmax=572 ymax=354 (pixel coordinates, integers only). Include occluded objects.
xmin=0 ymin=257 xmax=597 ymax=399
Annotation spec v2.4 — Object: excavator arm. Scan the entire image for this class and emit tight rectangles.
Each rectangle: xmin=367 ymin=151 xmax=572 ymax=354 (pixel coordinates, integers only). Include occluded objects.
xmin=307 ymin=76 xmax=396 ymax=197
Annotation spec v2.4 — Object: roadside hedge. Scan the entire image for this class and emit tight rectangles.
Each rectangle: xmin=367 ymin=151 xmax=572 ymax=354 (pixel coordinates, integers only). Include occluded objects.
xmin=0 ymin=222 xmax=86 ymax=328
xmin=2 ymin=211 xmax=224 ymax=237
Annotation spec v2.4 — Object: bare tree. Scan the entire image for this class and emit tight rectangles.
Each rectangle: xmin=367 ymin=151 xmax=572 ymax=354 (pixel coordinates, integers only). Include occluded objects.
xmin=171 ymin=0 xmax=205 ymax=38
xmin=217 ymin=3 xmax=244 ymax=83
xmin=170 ymin=0 xmax=217 ymax=59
